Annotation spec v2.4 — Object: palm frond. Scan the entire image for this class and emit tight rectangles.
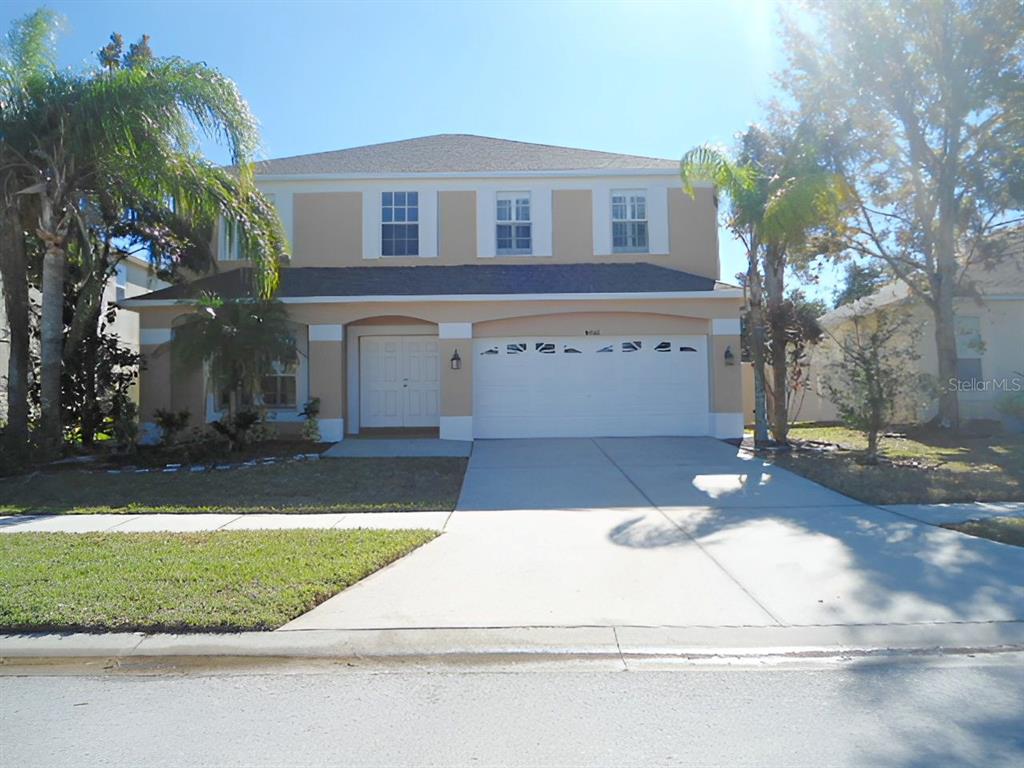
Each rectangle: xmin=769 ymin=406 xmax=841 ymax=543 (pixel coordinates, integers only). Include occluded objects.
xmin=679 ymin=145 xmax=757 ymax=198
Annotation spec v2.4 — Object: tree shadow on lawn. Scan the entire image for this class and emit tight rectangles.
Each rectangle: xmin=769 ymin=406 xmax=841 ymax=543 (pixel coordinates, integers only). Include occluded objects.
xmin=607 ymin=458 xmax=1024 ymax=631
xmin=0 ymin=457 xmax=468 ymax=515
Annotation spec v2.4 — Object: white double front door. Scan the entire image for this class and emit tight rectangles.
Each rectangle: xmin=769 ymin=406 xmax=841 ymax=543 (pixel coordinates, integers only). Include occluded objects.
xmin=360 ymin=336 xmax=440 ymax=428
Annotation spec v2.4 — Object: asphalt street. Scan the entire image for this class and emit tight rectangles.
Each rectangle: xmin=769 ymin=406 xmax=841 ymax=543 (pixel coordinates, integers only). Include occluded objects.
xmin=2 ymin=653 xmax=1022 ymax=767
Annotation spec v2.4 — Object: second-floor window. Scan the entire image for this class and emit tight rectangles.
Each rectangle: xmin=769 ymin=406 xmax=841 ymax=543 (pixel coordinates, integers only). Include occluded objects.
xmin=496 ymin=192 xmax=531 ymax=255
xmin=611 ymin=190 xmax=648 ymax=253
xmin=382 ymin=191 xmax=419 ymax=256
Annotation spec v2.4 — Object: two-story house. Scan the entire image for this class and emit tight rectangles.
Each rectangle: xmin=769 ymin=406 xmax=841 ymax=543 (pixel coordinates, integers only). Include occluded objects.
xmin=125 ymin=135 xmax=744 ymax=443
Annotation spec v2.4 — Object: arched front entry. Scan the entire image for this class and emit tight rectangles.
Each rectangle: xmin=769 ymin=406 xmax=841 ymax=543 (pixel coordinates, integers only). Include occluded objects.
xmin=345 ymin=316 xmax=440 ymax=435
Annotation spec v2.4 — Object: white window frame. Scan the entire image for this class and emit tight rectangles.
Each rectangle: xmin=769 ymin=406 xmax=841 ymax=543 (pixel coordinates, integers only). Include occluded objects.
xmin=219 ymin=220 xmax=243 ymax=261
xmin=205 ymin=324 xmax=309 ymax=420
xmin=496 ymin=191 xmax=532 ymax=255
xmin=114 ymin=263 xmax=128 ymax=302
xmin=380 ymin=191 xmax=420 ymax=257
xmin=611 ymin=189 xmax=649 ymax=254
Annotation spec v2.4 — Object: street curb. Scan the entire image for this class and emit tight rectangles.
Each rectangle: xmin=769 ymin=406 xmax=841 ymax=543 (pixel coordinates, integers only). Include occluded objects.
xmin=4 ymin=623 xmax=1024 ymax=664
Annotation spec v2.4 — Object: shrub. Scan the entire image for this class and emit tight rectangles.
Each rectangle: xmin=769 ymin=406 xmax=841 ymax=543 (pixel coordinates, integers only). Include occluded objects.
xmin=821 ymin=309 xmax=932 ymax=464
xmin=996 ymin=389 xmax=1024 ymax=420
xmin=300 ymin=398 xmax=321 ymax=442
xmin=153 ymin=409 xmax=191 ymax=446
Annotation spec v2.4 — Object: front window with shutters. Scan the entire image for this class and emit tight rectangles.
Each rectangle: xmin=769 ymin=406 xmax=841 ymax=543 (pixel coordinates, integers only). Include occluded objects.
xmin=496 ymin=192 xmax=532 ymax=255
xmin=611 ymin=190 xmax=648 ymax=253
xmin=381 ymin=191 xmax=419 ymax=256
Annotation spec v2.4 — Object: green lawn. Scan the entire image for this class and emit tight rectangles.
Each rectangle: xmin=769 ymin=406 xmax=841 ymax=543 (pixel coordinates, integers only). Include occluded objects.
xmin=943 ymin=517 xmax=1024 ymax=548
xmin=0 ymin=529 xmax=437 ymax=633
xmin=773 ymin=424 xmax=1024 ymax=504
xmin=0 ymin=457 xmax=467 ymax=515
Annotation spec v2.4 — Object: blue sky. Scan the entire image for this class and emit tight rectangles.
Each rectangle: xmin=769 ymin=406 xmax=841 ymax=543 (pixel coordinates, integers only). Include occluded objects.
xmin=4 ymin=0 xmax=823 ymax=294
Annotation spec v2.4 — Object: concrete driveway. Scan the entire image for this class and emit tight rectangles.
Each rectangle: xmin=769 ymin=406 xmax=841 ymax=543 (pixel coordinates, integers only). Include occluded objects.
xmin=283 ymin=438 xmax=1024 ymax=635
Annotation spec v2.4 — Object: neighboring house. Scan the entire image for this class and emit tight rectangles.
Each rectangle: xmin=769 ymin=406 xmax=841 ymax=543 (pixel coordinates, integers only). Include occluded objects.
xmin=123 ymin=134 xmax=744 ymax=443
xmin=0 ymin=254 xmax=167 ymax=421
xmin=799 ymin=228 xmax=1024 ymax=425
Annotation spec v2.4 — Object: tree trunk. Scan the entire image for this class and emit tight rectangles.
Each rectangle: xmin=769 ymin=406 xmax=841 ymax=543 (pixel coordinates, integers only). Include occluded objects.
xmin=763 ymin=247 xmax=789 ymax=444
xmin=37 ymin=199 xmax=66 ymax=456
xmin=79 ymin=310 xmax=100 ymax=446
xmin=0 ymin=200 xmax=30 ymax=452
xmin=865 ymin=428 xmax=880 ymax=465
xmin=933 ymin=291 xmax=961 ymax=429
xmin=747 ymin=262 xmax=770 ymax=447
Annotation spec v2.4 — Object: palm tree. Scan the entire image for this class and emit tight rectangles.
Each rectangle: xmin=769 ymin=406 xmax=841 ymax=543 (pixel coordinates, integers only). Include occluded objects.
xmin=0 ymin=9 xmax=61 ymax=453
xmin=0 ymin=11 xmax=287 ymax=456
xmin=681 ymin=125 xmax=845 ymax=445
xmin=171 ymin=293 xmax=297 ymax=426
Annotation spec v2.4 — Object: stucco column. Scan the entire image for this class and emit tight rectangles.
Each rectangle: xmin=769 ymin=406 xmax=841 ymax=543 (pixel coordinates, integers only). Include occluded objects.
xmin=308 ymin=324 xmax=345 ymax=442
xmin=709 ymin=318 xmax=744 ymax=439
xmin=138 ymin=327 xmax=173 ymax=445
xmin=438 ymin=322 xmax=473 ymax=441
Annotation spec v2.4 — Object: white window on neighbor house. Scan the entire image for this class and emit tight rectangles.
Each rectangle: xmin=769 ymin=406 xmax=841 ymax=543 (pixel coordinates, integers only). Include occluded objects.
xmin=611 ymin=190 xmax=648 ymax=253
xmin=114 ymin=263 xmax=128 ymax=302
xmin=955 ymin=315 xmax=984 ymax=385
xmin=381 ymin=191 xmax=419 ymax=256
xmin=496 ymin=192 xmax=532 ymax=255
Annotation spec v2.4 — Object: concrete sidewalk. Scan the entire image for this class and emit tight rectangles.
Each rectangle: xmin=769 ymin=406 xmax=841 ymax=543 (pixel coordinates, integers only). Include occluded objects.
xmin=0 ymin=511 xmax=450 ymax=533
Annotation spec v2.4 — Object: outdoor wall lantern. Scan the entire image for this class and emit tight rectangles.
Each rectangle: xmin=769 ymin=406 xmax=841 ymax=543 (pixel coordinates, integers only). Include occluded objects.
xmin=724 ymin=346 xmax=736 ymax=366
xmin=450 ymin=349 xmax=462 ymax=370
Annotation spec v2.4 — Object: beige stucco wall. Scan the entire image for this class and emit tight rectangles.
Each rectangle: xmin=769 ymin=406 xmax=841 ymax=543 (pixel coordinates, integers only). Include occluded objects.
xmin=439 ymin=338 xmax=472 ymax=417
xmin=138 ymin=296 xmax=744 ymax=435
xmin=710 ymin=335 xmax=742 ymax=413
xmin=474 ymin=311 xmax=709 ymax=337
xmin=309 ymin=338 xmax=344 ymax=422
xmin=241 ymin=179 xmax=721 ymax=279
xmin=439 ymin=191 xmax=477 ymax=261
xmin=668 ymin=187 xmax=719 ymax=280
xmin=293 ymin=192 xmax=362 ymax=266
xmin=552 ymin=189 xmax=594 ymax=260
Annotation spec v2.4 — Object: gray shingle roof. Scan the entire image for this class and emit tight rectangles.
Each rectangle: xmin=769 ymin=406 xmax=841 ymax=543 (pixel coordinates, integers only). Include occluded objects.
xmin=253 ymin=134 xmax=680 ymax=175
xmin=130 ymin=263 xmax=728 ymax=302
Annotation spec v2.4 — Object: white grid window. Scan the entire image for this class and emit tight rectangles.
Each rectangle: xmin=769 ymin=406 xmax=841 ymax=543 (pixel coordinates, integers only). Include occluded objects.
xmin=611 ymin=190 xmax=648 ymax=253
xmin=496 ymin=192 xmax=531 ymax=255
xmin=382 ymin=191 xmax=419 ymax=256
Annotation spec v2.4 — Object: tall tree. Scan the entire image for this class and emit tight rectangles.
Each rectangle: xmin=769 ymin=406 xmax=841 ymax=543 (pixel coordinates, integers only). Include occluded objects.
xmin=681 ymin=125 xmax=845 ymax=444
xmin=0 ymin=8 xmax=61 ymax=453
xmin=781 ymin=0 xmax=1024 ymax=429
xmin=0 ymin=17 xmax=288 ymax=456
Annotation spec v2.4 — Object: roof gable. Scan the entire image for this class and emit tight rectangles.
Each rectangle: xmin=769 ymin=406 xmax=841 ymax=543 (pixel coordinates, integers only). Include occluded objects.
xmin=253 ymin=134 xmax=680 ymax=176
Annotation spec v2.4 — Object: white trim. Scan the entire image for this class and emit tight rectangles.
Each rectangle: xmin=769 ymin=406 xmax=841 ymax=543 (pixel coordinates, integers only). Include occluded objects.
xmin=320 ymin=418 xmax=344 ymax=442
xmin=140 ymin=328 xmax=172 ymax=346
xmin=125 ymin=290 xmax=743 ymax=308
xmin=255 ymin=169 xmax=696 ymax=182
xmin=710 ymin=412 xmax=744 ymax=439
xmin=309 ymin=324 xmax=344 ymax=342
xmin=438 ymin=322 xmax=473 ymax=339
xmin=440 ymin=415 xmax=473 ymax=442
xmin=345 ymin=324 xmax=438 ymax=434
xmin=711 ymin=318 xmax=742 ymax=335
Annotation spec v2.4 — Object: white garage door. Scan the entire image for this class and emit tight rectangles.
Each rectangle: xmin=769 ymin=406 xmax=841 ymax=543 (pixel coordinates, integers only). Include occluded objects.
xmin=473 ymin=335 xmax=709 ymax=438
